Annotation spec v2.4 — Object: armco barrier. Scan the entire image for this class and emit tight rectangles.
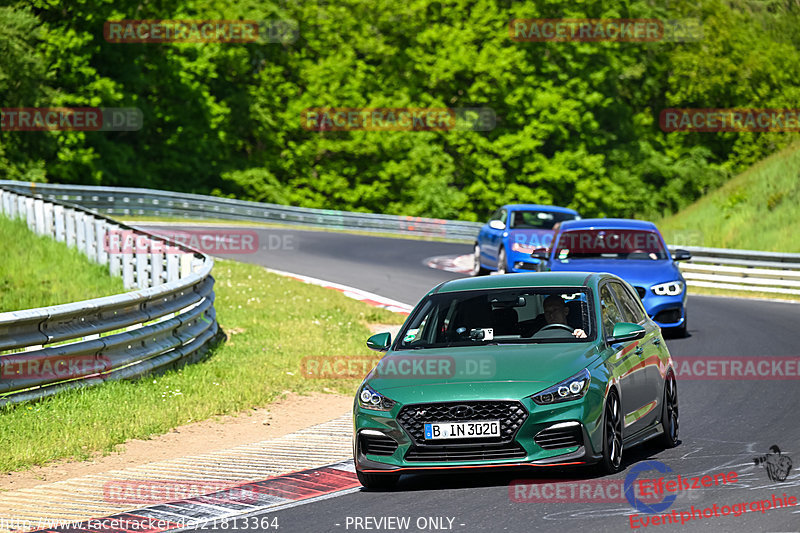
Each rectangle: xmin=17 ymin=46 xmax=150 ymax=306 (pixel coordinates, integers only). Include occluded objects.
xmin=0 ymin=181 xmax=484 ymax=241
xmin=0 ymin=186 xmax=223 ymax=407
xmin=2 ymin=181 xmax=799 ymax=297
xmin=676 ymin=247 xmax=800 ymax=296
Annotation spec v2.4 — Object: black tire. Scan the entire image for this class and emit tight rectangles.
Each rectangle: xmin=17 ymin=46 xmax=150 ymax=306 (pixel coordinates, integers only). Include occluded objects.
xmin=356 ymin=470 xmax=400 ymax=490
xmin=472 ymin=244 xmax=489 ymax=276
xmin=497 ymin=247 xmax=507 ymax=274
xmin=674 ymin=310 xmax=688 ymax=337
xmin=658 ymin=373 xmax=679 ymax=448
xmin=598 ymin=390 xmax=623 ymax=474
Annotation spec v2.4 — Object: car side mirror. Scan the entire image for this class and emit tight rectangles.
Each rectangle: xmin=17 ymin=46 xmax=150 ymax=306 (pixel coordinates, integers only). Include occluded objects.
xmin=530 ymin=247 xmax=549 ymax=260
xmin=488 ymin=220 xmax=506 ymax=230
xmin=607 ymin=322 xmax=646 ymax=344
xmin=673 ymin=249 xmax=692 ymax=261
xmin=367 ymin=332 xmax=392 ymax=351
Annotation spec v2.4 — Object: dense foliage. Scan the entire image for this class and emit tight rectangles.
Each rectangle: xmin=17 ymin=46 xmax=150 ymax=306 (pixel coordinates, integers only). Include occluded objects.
xmin=1 ymin=0 xmax=799 ymax=221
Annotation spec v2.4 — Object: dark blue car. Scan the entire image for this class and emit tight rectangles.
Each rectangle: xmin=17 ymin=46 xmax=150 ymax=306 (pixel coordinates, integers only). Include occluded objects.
xmin=472 ymin=204 xmax=580 ymax=275
xmin=533 ymin=218 xmax=692 ymax=336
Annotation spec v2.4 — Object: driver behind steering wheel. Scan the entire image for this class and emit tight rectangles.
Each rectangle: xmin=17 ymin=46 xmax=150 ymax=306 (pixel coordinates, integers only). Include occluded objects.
xmin=542 ymin=295 xmax=587 ymax=338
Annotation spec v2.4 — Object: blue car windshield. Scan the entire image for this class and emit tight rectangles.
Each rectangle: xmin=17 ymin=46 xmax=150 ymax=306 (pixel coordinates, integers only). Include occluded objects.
xmin=554 ymin=229 xmax=669 ymax=260
xmin=509 ymin=210 xmax=577 ymax=230
xmin=397 ymin=288 xmax=594 ymax=349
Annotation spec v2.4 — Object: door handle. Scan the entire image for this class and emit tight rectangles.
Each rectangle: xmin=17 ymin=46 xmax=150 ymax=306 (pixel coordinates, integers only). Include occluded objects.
xmin=634 ymin=346 xmax=644 ymax=356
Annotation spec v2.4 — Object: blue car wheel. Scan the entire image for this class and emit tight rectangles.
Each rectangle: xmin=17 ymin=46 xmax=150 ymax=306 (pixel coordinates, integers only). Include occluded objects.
xmin=497 ymin=247 xmax=507 ymax=274
xmin=472 ymin=243 xmax=489 ymax=276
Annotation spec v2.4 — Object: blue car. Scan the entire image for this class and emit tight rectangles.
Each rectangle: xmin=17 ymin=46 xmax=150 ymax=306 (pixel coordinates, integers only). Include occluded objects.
xmin=532 ymin=219 xmax=692 ymax=336
xmin=472 ymin=204 xmax=580 ymax=275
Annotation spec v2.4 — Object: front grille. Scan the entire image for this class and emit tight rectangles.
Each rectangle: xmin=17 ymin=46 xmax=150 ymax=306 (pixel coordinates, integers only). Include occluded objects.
xmin=654 ymin=308 xmax=681 ymax=323
xmin=405 ymin=442 xmax=526 ymax=462
xmin=397 ymin=401 xmax=528 ymax=445
xmin=535 ymin=423 xmax=583 ymax=450
xmin=360 ymin=433 xmax=399 ymax=456
xmin=635 ymin=286 xmax=646 ymax=299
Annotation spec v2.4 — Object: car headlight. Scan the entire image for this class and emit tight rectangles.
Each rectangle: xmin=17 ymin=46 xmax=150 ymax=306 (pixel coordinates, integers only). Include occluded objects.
xmin=358 ymin=384 xmax=396 ymax=411
xmin=531 ymin=369 xmax=591 ymax=405
xmin=511 ymin=242 xmax=537 ymax=254
xmin=651 ymin=281 xmax=684 ymax=296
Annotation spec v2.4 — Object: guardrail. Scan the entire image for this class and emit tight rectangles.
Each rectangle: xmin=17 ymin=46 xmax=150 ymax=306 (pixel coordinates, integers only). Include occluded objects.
xmin=2 ymin=181 xmax=799 ymax=297
xmin=0 ymin=186 xmax=224 ymax=407
xmin=0 ymin=181 xmax=484 ymax=241
xmin=674 ymin=246 xmax=800 ymax=297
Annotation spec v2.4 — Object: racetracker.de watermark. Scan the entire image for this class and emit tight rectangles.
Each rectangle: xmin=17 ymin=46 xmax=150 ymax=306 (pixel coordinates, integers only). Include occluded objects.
xmin=0 ymin=108 xmax=142 ymax=131
xmin=103 ymin=229 xmax=286 ymax=255
xmin=104 ymin=19 xmax=298 ymax=43
xmin=509 ymin=18 xmax=703 ymax=42
xmin=556 ymin=229 xmax=662 ymax=254
xmin=674 ymin=357 xmax=800 ymax=380
xmin=300 ymin=355 xmax=496 ymax=379
xmin=103 ymin=479 xmax=259 ymax=505
xmin=301 ymin=107 xmax=496 ymax=132
xmin=510 ymin=479 xmax=663 ymax=504
xmin=0 ymin=355 xmax=112 ymax=380
xmin=660 ymin=108 xmax=800 ymax=132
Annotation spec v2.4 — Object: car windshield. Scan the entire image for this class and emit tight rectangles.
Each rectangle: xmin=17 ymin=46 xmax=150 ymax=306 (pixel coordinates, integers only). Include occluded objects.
xmin=397 ymin=288 xmax=594 ymax=350
xmin=509 ymin=210 xmax=577 ymax=229
xmin=554 ymin=229 xmax=668 ymax=260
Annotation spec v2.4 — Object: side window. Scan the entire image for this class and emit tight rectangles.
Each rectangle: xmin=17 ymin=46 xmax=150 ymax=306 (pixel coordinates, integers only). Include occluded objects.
xmin=489 ymin=209 xmax=503 ymax=222
xmin=599 ymin=284 xmax=623 ymax=338
xmin=498 ymin=209 xmax=508 ymax=225
xmin=612 ymin=282 xmax=646 ymax=324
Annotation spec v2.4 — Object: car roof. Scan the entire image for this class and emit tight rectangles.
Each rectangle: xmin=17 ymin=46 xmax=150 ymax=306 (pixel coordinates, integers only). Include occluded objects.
xmin=500 ymin=204 xmax=579 ymax=215
xmin=557 ymin=218 xmax=659 ymax=231
xmin=432 ymin=272 xmax=613 ymax=294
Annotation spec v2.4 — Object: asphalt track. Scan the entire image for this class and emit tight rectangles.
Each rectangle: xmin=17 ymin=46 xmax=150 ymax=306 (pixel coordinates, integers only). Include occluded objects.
xmin=154 ymin=225 xmax=800 ymax=533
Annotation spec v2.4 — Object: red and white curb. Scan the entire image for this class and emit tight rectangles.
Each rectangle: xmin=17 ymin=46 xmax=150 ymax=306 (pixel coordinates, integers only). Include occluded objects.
xmin=26 ymin=461 xmax=359 ymax=533
xmin=424 ymin=254 xmax=473 ymax=274
xmin=0 ymin=414 xmax=355 ymax=533
xmin=264 ymin=268 xmax=414 ymax=315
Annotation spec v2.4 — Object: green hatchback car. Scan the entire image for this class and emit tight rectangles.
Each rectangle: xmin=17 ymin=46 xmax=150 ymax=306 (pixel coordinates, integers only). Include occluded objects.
xmin=353 ymin=272 xmax=679 ymax=489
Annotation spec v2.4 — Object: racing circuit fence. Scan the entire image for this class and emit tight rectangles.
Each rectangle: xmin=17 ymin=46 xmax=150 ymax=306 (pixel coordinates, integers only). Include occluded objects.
xmin=0 ymin=185 xmax=223 ymax=407
xmin=2 ymin=181 xmax=798 ymax=297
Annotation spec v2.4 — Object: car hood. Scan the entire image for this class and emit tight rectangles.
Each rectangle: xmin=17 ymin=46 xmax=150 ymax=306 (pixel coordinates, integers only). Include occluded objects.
xmin=548 ymin=258 xmax=682 ymax=286
xmin=366 ymin=343 xmax=600 ymax=403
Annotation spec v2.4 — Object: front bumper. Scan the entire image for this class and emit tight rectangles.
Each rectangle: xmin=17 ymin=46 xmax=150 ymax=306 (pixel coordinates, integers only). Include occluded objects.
xmin=638 ymin=290 xmax=686 ymax=329
xmin=506 ymin=249 xmax=543 ymax=273
xmin=353 ymin=395 xmax=604 ymax=473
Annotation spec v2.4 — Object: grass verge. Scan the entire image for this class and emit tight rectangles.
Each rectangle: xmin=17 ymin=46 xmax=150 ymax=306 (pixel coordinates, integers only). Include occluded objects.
xmin=658 ymin=142 xmax=800 ymax=253
xmin=0 ymin=259 xmax=405 ymax=474
xmin=0 ymin=215 xmax=125 ymax=312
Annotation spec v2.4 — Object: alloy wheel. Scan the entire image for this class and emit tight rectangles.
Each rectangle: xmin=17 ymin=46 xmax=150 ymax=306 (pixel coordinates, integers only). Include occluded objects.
xmin=606 ymin=393 xmax=623 ymax=469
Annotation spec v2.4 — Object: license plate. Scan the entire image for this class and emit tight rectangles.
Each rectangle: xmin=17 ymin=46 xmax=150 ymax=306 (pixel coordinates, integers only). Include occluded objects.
xmin=424 ymin=420 xmax=500 ymax=440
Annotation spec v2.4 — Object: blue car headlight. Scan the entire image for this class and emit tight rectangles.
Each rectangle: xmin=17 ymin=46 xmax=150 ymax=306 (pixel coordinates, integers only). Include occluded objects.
xmin=358 ymin=384 xmax=396 ymax=411
xmin=651 ymin=281 xmax=684 ymax=296
xmin=531 ymin=369 xmax=591 ymax=405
